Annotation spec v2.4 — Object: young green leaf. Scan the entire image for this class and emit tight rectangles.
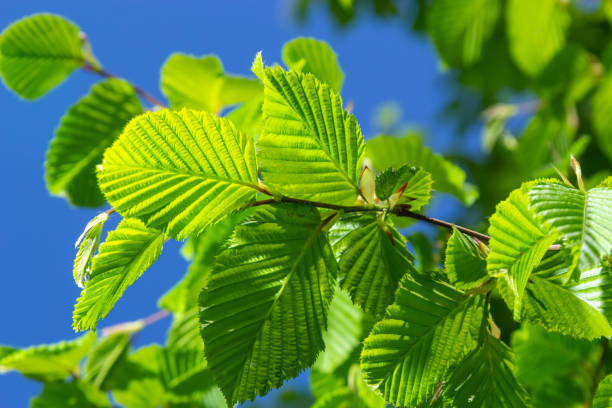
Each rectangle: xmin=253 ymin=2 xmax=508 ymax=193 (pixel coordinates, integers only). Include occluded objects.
xmin=199 ymin=203 xmax=337 ymax=404
xmin=73 ymin=219 xmax=165 ymax=331
xmin=427 ymin=0 xmax=500 ymax=67
xmin=282 ymin=37 xmax=344 ymax=92
xmin=330 ymin=213 xmax=416 ymax=318
xmin=528 ymin=182 xmax=612 ymax=280
xmin=74 ymin=212 xmax=110 ymax=288
xmin=445 ymin=227 xmax=488 ymax=289
xmin=167 ymin=309 xmax=202 ymax=351
xmin=360 ymin=274 xmax=485 ymax=407
xmin=0 ymin=332 xmax=96 ymax=380
xmin=594 ymin=374 xmax=612 ymax=408
xmin=83 ymin=333 xmax=131 ymax=389
xmin=31 ymin=380 xmax=110 ymax=408
xmin=46 ymin=79 xmax=143 ymax=207
xmin=98 ymin=109 xmax=259 ymax=240
xmin=160 ymin=53 xmax=262 ymax=112
xmin=0 ymin=14 xmax=84 ymax=99
xmin=366 ymin=133 xmax=478 ymax=205
xmin=506 ymin=0 xmax=570 ymax=76
xmin=253 ymin=53 xmax=365 ymax=205
xmin=443 ymin=334 xmax=529 ymax=407
xmin=487 ymin=184 xmax=559 ymax=314
xmin=374 ymin=165 xmax=432 ymax=210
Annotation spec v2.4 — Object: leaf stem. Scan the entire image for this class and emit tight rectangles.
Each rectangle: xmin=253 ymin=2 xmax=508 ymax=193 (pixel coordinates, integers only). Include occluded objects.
xmin=82 ymin=61 xmax=166 ymax=108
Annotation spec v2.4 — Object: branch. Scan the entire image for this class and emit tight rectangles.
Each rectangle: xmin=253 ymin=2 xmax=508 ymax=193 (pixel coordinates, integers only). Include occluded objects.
xmin=100 ymin=309 xmax=170 ymax=337
xmin=82 ymin=61 xmax=166 ymax=108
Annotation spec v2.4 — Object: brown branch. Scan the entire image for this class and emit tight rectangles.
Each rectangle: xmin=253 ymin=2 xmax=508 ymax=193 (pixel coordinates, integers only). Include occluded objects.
xmin=100 ymin=309 xmax=170 ymax=337
xmin=82 ymin=62 xmax=166 ymax=108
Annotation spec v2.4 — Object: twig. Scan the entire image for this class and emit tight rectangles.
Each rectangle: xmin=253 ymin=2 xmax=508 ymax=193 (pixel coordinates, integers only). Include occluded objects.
xmin=100 ymin=309 xmax=170 ymax=337
xmin=82 ymin=62 xmax=166 ymax=107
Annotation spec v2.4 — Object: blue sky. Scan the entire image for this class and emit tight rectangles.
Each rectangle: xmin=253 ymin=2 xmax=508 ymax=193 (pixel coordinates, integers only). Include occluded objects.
xmin=0 ymin=1 xmax=459 ymax=405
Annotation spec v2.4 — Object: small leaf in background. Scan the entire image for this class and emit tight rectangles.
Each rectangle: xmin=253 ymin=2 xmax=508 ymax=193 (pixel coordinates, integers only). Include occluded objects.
xmin=360 ymin=274 xmax=485 ymax=407
xmin=0 ymin=332 xmax=96 ymax=381
xmin=46 ymin=79 xmax=143 ymax=207
xmin=506 ymin=0 xmax=570 ymax=76
xmin=594 ymin=374 xmax=612 ymax=408
xmin=282 ymin=37 xmax=344 ymax=92
xmin=73 ymin=211 xmax=110 ymax=288
xmin=98 ymin=109 xmax=259 ymax=240
xmin=31 ymin=380 xmax=110 ymax=408
xmin=160 ymin=53 xmax=262 ymax=112
xmin=366 ymin=133 xmax=478 ymax=205
xmin=591 ymin=75 xmax=612 ymax=164
xmin=83 ymin=333 xmax=131 ymax=389
xmin=330 ymin=213 xmax=416 ymax=318
xmin=445 ymin=227 xmax=488 ymax=289
xmin=73 ymin=219 xmax=164 ymax=331
xmin=427 ymin=0 xmax=500 ymax=67
xmin=253 ymin=53 xmax=365 ymax=206
xmin=0 ymin=14 xmax=84 ymax=99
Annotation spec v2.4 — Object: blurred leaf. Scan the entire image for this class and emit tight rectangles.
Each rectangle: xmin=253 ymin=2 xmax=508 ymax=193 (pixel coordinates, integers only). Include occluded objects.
xmin=83 ymin=333 xmax=131 ymax=389
xmin=594 ymin=374 xmax=612 ymax=408
xmin=46 ymin=79 xmax=143 ymax=207
xmin=283 ymin=37 xmax=343 ymax=91
xmin=507 ymin=0 xmax=570 ymax=76
xmin=167 ymin=309 xmax=202 ymax=351
xmin=427 ymin=0 xmax=500 ymax=67
xmin=366 ymin=133 xmax=478 ymax=205
xmin=406 ymin=232 xmax=435 ymax=273
xmin=591 ymin=75 xmax=612 ymax=163
xmin=160 ymin=53 xmax=262 ymax=112
xmin=0 ymin=332 xmax=95 ymax=381
xmin=0 ymin=14 xmax=84 ymax=99
xmin=31 ymin=380 xmax=110 ymax=408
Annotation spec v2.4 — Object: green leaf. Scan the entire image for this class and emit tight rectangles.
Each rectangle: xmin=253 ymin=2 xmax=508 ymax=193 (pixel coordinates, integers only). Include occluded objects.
xmin=0 ymin=14 xmax=84 ymax=99
xmin=330 ymin=213 xmax=416 ymax=318
xmin=0 ymin=332 xmax=95 ymax=380
xmin=253 ymin=53 xmax=365 ymax=206
xmin=528 ymin=182 xmax=612 ymax=278
xmin=487 ymin=184 xmax=559 ymax=314
xmin=157 ymin=347 xmax=215 ymax=396
xmin=443 ymin=334 xmax=529 ymax=407
xmin=112 ymin=377 xmax=168 ymax=408
xmin=282 ymin=37 xmax=344 ymax=92
xmin=374 ymin=165 xmax=433 ymax=210
xmin=159 ymin=212 xmax=246 ymax=313
xmin=594 ymin=374 xmax=612 ymax=408
xmin=46 ymin=79 xmax=143 ymax=207
xmin=313 ymin=288 xmax=369 ymax=376
xmin=73 ymin=212 xmax=109 ymax=289
xmin=591 ymin=75 xmax=612 ymax=163
xmin=360 ymin=274 xmax=485 ymax=407
xmin=445 ymin=227 xmax=488 ymax=289
xmin=224 ymin=96 xmax=263 ymax=140
xmin=31 ymin=380 xmax=110 ymax=408
xmin=98 ymin=109 xmax=259 ymax=240
xmin=499 ymin=276 xmax=612 ymax=339
xmin=366 ymin=133 xmax=478 ymax=205
xmin=512 ymin=324 xmax=600 ymax=407
xmin=167 ymin=309 xmax=202 ymax=351
xmin=427 ymin=0 xmax=500 ymax=67
xmin=199 ymin=203 xmax=337 ymax=404
xmin=73 ymin=218 xmax=165 ymax=331
xmin=83 ymin=333 xmax=131 ymax=389
xmin=406 ymin=232 xmax=435 ymax=273
xmin=160 ymin=53 xmax=262 ymax=112
xmin=506 ymin=0 xmax=570 ymax=76
xmin=313 ymin=365 xmax=385 ymax=408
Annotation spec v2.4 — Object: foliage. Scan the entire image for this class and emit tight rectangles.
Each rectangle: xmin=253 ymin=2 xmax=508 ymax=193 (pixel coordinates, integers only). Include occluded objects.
xmin=2 ymin=7 xmax=612 ymax=408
